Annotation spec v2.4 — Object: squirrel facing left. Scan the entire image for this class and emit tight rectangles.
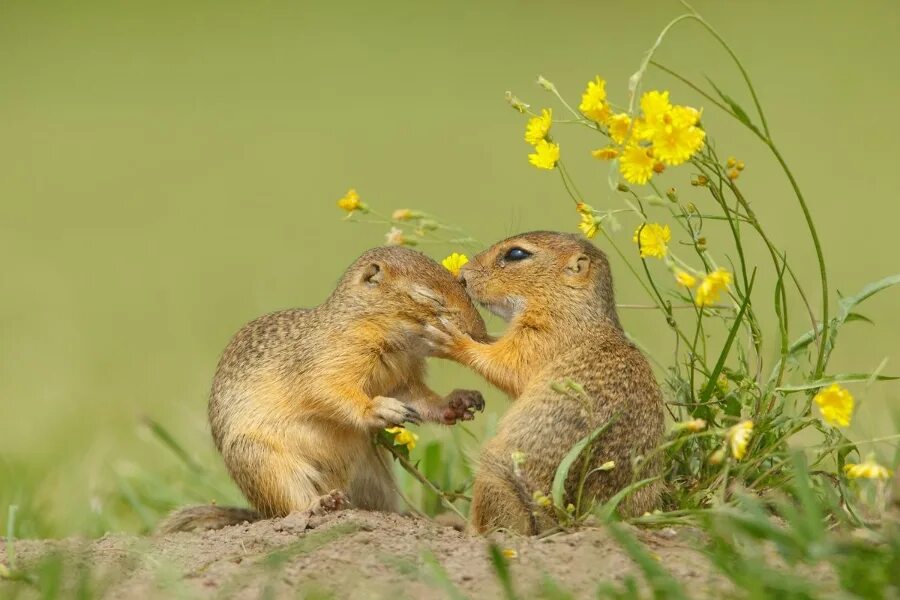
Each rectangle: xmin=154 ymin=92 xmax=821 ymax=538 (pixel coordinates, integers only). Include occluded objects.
xmin=158 ymin=246 xmax=487 ymax=534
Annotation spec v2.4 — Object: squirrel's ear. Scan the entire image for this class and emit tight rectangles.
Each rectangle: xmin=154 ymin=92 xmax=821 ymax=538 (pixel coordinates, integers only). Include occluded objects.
xmin=359 ymin=262 xmax=384 ymax=286
xmin=565 ymin=253 xmax=591 ymax=278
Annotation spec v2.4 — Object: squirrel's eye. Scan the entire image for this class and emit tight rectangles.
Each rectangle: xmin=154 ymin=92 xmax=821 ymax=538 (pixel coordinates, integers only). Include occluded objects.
xmin=503 ymin=247 xmax=532 ymax=262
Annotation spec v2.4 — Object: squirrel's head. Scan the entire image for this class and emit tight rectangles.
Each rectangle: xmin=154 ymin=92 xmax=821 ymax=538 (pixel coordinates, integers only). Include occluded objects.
xmin=459 ymin=231 xmax=621 ymax=330
xmin=336 ymin=246 xmax=488 ymax=341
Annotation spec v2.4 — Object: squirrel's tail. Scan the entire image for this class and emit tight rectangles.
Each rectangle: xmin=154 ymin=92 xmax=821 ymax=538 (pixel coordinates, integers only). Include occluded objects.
xmin=156 ymin=505 xmax=261 ymax=534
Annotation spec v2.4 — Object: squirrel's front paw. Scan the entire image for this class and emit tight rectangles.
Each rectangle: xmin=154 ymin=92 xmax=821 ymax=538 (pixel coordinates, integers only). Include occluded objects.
xmin=422 ymin=317 xmax=468 ymax=358
xmin=368 ymin=396 xmax=422 ymax=428
xmin=440 ymin=388 xmax=486 ymax=424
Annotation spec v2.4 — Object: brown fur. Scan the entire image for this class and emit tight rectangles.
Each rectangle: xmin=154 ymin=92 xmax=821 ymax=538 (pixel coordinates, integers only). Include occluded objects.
xmin=158 ymin=246 xmax=487 ymax=534
xmin=429 ymin=231 xmax=665 ymax=534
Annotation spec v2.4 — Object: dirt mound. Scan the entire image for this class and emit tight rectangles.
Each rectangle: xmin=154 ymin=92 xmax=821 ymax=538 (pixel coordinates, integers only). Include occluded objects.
xmin=2 ymin=509 xmax=722 ymax=598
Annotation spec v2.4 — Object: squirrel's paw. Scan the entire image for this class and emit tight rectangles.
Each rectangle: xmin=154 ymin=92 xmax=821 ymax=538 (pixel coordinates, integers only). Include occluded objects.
xmin=369 ymin=396 xmax=422 ymax=428
xmin=441 ymin=388 xmax=486 ymax=424
xmin=311 ymin=489 xmax=351 ymax=515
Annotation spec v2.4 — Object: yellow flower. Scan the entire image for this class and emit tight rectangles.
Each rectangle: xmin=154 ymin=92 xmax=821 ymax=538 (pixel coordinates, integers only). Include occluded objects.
xmin=606 ymin=113 xmax=632 ymax=145
xmin=528 ymin=140 xmax=560 ymax=170
xmin=651 ymin=116 xmax=706 ymax=166
xmin=636 ymin=90 xmax=672 ymax=138
xmin=813 ymin=384 xmax=854 ymax=427
xmin=632 ymin=223 xmax=671 ymax=259
xmin=591 ymin=146 xmax=619 ymax=160
xmin=501 ymin=548 xmax=518 ymax=559
xmin=726 ymin=420 xmax=753 ymax=460
xmin=695 ymin=268 xmax=732 ymax=307
xmin=598 ymin=461 xmax=616 ymax=471
xmin=385 ymin=426 xmax=419 ymax=452
xmin=441 ymin=252 xmax=469 ymax=277
xmin=844 ymin=455 xmax=892 ymax=480
xmin=619 ymin=144 xmax=655 ymax=185
xmin=525 ymin=108 xmax=553 ymax=145
xmin=675 ymin=270 xmax=697 ymax=288
xmin=337 ymin=188 xmax=364 ymax=213
xmin=579 ymin=76 xmax=611 ymax=123
xmin=578 ymin=212 xmax=600 ymax=239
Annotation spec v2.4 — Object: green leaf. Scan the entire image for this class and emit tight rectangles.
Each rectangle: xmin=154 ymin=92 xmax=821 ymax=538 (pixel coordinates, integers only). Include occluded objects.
xmin=607 ymin=523 xmax=689 ymax=600
xmin=551 ymin=416 xmax=619 ymax=509
xmin=488 ymin=544 xmax=518 ymax=600
xmin=776 ymin=373 xmax=900 ymax=392
xmin=595 ymin=477 xmax=659 ymax=522
xmin=705 ymin=77 xmax=763 ymax=137
xmin=838 ymin=273 xmax=900 ymax=320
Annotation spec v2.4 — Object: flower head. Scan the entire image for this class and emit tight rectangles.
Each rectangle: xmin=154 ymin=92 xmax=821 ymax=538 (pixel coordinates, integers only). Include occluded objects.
xmin=695 ymin=268 xmax=732 ymax=307
xmin=385 ymin=227 xmax=408 ymax=246
xmin=501 ymin=548 xmax=518 ymax=559
xmin=337 ymin=188 xmax=365 ymax=213
xmin=528 ymin=140 xmax=560 ymax=170
xmin=619 ymin=144 xmax=654 ymax=185
xmin=814 ymin=384 xmax=854 ymax=427
xmin=844 ymin=455 xmax=892 ymax=480
xmin=591 ymin=146 xmax=619 ymax=160
xmin=607 ymin=113 xmax=632 ymax=145
xmin=525 ymin=108 xmax=553 ymax=145
xmin=579 ymin=76 xmax=611 ymax=123
xmin=598 ymin=460 xmax=616 ymax=471
xmin=726 ymin=420 xmax=753 ymax=460
xmin=441 ymin=252 xmax=469 ymax=277
xmin=675 ymin=270 xmax=697 ymax=288
xmin=651 ymin=114 xmax=706 ymax=166
xmin=632 ymin=223 xmax=671 ymax=258
xmin=385 ymin=426 xmax=419 ymax=452
xmin=578 ymin=212 xmax=600 ymax=239
xmin=392 ymin=208 xmax=417 ymax=221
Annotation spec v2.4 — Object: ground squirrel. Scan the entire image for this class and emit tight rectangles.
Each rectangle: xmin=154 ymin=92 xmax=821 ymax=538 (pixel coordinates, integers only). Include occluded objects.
xmin=158 ymin=246 xmax=487 ymax=533
xmin=428 ymin=231 xmax=665 ymax=534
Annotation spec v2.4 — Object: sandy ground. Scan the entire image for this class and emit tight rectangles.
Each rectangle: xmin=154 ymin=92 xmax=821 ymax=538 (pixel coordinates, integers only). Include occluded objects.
xmin=1 ymin=509 xmax=725 ymax=599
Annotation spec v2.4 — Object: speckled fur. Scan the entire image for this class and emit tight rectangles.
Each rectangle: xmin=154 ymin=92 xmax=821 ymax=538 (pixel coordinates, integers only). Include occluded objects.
xmin=159 ymin=247 xmax=486 ymax=533
xmin=440 ymin=231 xmax=664 ymax=534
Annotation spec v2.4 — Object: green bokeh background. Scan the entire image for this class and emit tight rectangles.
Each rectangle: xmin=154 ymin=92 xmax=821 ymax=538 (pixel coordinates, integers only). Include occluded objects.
xmin=1 ymin=0 xmax=898 ymax=536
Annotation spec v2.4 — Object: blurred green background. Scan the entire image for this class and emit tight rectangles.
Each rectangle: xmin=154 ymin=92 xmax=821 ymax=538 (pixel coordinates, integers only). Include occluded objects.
xmin=1 ymin=0 xmax=898 ymax=537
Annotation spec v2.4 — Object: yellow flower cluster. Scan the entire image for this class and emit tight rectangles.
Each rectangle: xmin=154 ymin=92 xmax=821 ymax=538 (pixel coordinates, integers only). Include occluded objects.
xmin=441 ymin=252 xmax=469 ymax=277
xmin=695 ymin=268 xmax=732 ymax=307
xmin=633 ymin=223 xmax=671 ymax=258
xmin=385 ymin=426 xmax=418 ymax=451
xmin=726 ymin=420 xmax=753 ymax=460
xmin=813 ymin=384 xmax=854 ymax=428
xmin=523 ymin=108 xmax=560 ymax=170
xmin=337 ymin=188 xmax=367 ymax=213
xmin=844 ymin=455 xmax=892 ymax=480
xmin=576 ymin=203 xmax=600 ymax=239
xmin=583 ymin=78 xmax=705 ymax=185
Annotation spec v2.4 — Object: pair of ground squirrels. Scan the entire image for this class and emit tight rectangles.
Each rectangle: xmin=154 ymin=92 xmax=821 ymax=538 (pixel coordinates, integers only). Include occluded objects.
xmin=428 ymin=231 xmax=665 ymax=535
xmin=159 ymin=246 xmax=487 ymax=533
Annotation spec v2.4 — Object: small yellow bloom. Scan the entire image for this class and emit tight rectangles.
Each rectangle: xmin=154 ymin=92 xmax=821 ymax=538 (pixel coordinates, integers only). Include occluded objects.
xmin=695 ymin=268 xmax=732 ymax=307
xmin=392 ymin=208 xmax=415 ymax=221
xmin=385 ymin=227 xmax=407 ymax=246
xmin=676 ymin=418 xmax=707 ymax=433
xmin=844 ymin=455 xmax=892 ymax=480
xmin=579 ymin=76 xmax=611 ymax=123
xmin=528 ymin=140 xmax=560 ymax=170
xmin=598 ymin=460 xmax=616 ymax=471
xmin=337 ymin=188 xmax=364 ymax=213
xmin=641 ymin=90 xmax=672 ymax=127
xmin=606 ymin=113 xmax=632 ymax=145
xmin=619 ymin=144 xmax=655 ymax=185
xmin=632 ymin=223 xmax=671 ymax=259
xmin=675 ymin=270 xmax=697 ymax=288
xmin=814 ymin=384 xmax=854 ymax=427
xmin=384 ymin=426 xmax=419 ymax=451
xmin=726 ymin=420 xmax=753 ymax=460
xmin=441 ymin=252 xmax=469 ymax=277
xmin=525 ymin=108 xmax=553 ymax=145
xmin=578 ymin=212 xmax=600 ymax=239
xmin=652 ymin=121 xmax=705 ymax=166
xmin=501 ymin=548 xmax=518 ymax=559
xmin=708 ymin=448 xmax=726 ymax=465
xmin=591 ymin=146 xmax=619 ymax=160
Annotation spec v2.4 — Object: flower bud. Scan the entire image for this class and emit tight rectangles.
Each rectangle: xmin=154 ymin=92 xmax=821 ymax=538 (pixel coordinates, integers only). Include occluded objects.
xmin=666 ymin=187 xmax=678 ymax=202
xmin=505 ymin=91 xmax=530 ymax=114
xmin=617 ymin=183 xmax=630 ymax=193
xmin=536 ymin=75 xmax=557 ymax=93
